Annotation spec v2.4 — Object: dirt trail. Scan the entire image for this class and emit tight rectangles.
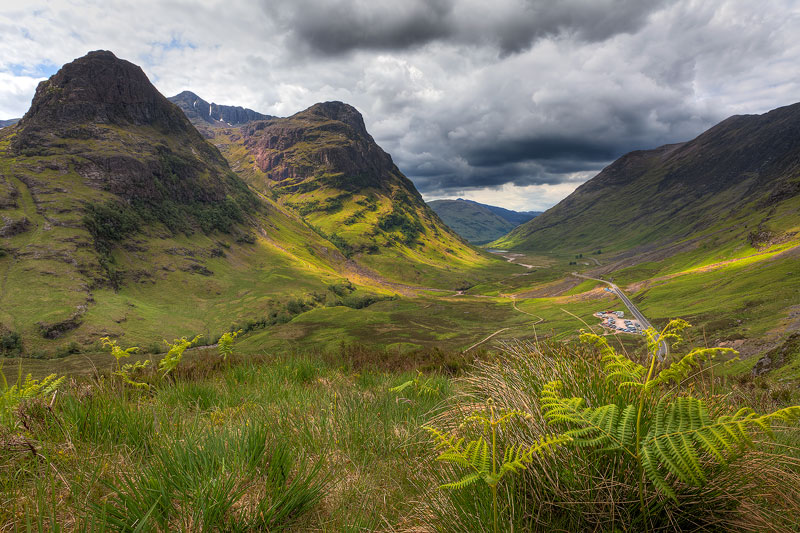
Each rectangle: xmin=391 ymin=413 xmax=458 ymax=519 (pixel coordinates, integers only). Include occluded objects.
xmin=463 ymin=295 xmax=544 ymax=352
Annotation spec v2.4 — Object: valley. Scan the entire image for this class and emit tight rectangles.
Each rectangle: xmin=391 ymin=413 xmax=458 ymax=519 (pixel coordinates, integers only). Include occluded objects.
xmin=1 ymin=47 xmax=799 ymax=532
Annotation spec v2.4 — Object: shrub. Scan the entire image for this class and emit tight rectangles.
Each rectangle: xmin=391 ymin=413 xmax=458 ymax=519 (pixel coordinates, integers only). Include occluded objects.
xmin=0 ymin=330 xmax=22 ymax=356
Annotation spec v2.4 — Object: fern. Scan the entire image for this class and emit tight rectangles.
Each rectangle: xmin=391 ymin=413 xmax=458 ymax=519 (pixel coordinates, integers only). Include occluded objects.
xmin=217 ymin=330 xmax=242 ymax=361
xmin=641 ymin=398 xmax=800 ymax=499
xmin=425 ymin=399 xmax=569 ymax=533
xmin=544 ymin=319 xmax=800 ymax=516
xmin=645 ymin=347 xmax=736 ymax=393
xmin=541 ymin=380 xmax=636 ymax=453
xmin=579 ymin=331 xmax=645 ymax=389
xmin=0 ymin=364 xmax=65 ymax=424
xmin=158 ymin=335 xmax=202 ymax=378
xmin=113 ymin=360 xmax=152 ymax=390
xmin=102 ymin=337 xmax=150 ymax=389
xmin=101 ymin=337 xmax=139 ymax=370
xmin=389 ymin=371 xmax=440 ymax=397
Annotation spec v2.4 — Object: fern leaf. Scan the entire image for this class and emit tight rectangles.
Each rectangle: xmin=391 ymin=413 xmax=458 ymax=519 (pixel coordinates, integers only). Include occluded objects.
xmin=580 ymin=332 xmax=646 ymax=387
xmin=541 ymin=381 xmax=633 ymax=454
xmin=647 ymin=348 xmax=737 ymax=392
xmin=642 ymin=399 xmax=800 ymax=499
xmin=440 ymin=472 xmax=482 ymax=490
xmin=389 ymin=380 xmax=414 ymax=393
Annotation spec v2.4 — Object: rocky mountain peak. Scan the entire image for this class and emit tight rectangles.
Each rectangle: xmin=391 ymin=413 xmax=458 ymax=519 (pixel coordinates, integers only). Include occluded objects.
xmin=15 ymin=50 xmax=190 ymax=143
xmin=168 ymin=91 xmax=273 ymax=127
xmin=299 ymin=101 xmax=369 ymax=137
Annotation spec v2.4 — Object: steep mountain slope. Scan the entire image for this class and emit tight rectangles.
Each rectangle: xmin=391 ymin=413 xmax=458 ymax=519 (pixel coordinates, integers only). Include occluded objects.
xmin=168 ymin=91 xmax=273 ymax=134
xmin=0 ymin=51 xmax=358 ymax=354
xmin=495 ymin=103 xmax=800 ymax=257
xmin=428 ymin=198 xmax=537 ymax=244
xmin=195 ymin=102 xmax=492 ymax=286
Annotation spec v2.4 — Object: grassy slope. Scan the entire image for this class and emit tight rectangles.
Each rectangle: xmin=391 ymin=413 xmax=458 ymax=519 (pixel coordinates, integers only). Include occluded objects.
xmin=0 ymin=125 xmax=357 ymax=355
xmin=427 ymin=199 xmax=517 ymax=244
xmin=207 ymin=109 xmax=498 ymax=289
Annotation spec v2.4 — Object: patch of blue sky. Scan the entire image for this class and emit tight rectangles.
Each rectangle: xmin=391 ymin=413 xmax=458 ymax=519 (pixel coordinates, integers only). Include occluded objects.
xmin=4 ymin=62 xmax=58 ymax=78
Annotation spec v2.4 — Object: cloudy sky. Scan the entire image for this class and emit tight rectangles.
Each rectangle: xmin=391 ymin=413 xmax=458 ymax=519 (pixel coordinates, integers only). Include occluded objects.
xmin=2 ymin=1 xmax=799 ymax=210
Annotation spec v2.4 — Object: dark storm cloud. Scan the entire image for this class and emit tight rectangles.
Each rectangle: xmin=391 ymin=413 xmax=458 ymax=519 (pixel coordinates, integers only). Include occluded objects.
xmin=272 ymin=0 xmax=674 ymax=56
xmin=4 ymin=0 xmax=800 ymax=210
xmin=464 ymin=137 xmax=619 ymax=168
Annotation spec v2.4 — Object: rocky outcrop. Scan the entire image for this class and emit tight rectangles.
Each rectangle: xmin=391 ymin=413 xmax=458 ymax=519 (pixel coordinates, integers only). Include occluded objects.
xmin=242 ymin=101 xmax=416 ymax=195
xmin=752 ymin=333 xmax=800 ymax=376
xmin=0 ymin=216 xmax=31 ymax=237
xmin=13 ymin=50 xmax=199 ymax=151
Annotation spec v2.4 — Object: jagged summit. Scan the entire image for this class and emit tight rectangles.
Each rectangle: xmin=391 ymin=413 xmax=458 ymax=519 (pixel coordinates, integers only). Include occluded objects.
xmin=168 ymin=90 xmax=273 ymax=127
xmin=16 ymin=51 xmax=190 ymax=144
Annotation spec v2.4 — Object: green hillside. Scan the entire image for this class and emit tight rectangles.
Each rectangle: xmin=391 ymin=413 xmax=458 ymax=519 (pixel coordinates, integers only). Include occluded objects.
xmin=494 ymin=104 xmax=800 ymax=260
xmin=427 ymin=198 xmax=535 ymax=244
xmin=0 ymin=52 xmax=515 ymax=358
xmin=185 ymin=100 xmax=496 ymax=287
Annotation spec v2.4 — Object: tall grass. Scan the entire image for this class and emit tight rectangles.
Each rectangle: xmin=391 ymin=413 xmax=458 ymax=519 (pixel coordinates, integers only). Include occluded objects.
xmin=0 ymin=348 xmax=454 ymax=531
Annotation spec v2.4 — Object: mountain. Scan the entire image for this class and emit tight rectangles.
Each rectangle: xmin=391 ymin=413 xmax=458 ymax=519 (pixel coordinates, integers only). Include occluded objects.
xmin=168 ymin=91 xmax=273 ymax=133
xmin=0 ymin=51 xmax=497 ymax=356
xmin=428 ymin=198 xmax=540 ymax=244
xmin=0 ymin=51 xmax=363 ymax=354
xmin=198 ymin=101 xmax=490 ymax=286
xmin=494 ymin=102 xmax=800 ymax=257
xmin=0 ymin=119 xmax=19 ymax=129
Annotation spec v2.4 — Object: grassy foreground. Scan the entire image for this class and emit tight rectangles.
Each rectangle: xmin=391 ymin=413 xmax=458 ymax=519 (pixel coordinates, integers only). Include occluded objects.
xmin=1 ymin=331 xmax=799 ymax=531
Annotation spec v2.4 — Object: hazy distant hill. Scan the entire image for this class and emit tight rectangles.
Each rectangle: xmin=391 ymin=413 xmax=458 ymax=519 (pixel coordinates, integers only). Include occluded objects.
xmin=428 ymin=198 xmax=540 ymax=244
xmin=494 ymin=102 xmax=800 ymax=256
xmin=0 ymin=119 xmax=19 ymax=129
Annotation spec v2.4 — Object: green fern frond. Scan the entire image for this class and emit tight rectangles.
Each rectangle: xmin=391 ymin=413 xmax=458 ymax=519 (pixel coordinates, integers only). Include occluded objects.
xmin=647 ymin=347 xmax=737 ymax=392
xmin=389 ymin=371 xmax=441 ymax=397
xmin=113 ymin=360 xmax=152 ymax=390
xmin=579 ymin=332 xmax=646 ymax=388
xmin=0 ymin=369 xmax=65 ymax=422
xmin=158 ymin=335 xmax=202 ymax=377
xmin=641 ymin=399 xmax=800 ymax=500
xmin=389 ymin=380 xmax=414 ymax=393
xmin=541 ymin=381 xmax=636 ymax=453
xmin=441 ymin=472 xmax=482 ymax=490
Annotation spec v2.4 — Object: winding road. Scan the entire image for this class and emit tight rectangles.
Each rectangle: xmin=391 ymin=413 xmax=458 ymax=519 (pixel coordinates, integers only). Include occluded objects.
xmin=572 ymin=272 xmax=669 ymax=361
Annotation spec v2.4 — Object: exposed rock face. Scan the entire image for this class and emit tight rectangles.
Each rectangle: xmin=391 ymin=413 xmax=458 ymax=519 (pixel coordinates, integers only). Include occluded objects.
xmin=14 ymin=51 xmax=194 ymax=150
xmin=169 ymin=91 xmax=273 ymax=127
xmin=242 ymin=101 xmax=414 ymax=195
xmin=10 ymin=50 xmax=254 ymax=211
xmin=752 ymin=333 xmax=800 ymax=376
xmin=0 ymin=216 xmax=31 ymax=237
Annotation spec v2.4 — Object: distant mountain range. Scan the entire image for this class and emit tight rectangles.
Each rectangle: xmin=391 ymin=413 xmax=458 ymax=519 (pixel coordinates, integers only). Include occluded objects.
xmin=428 ymin=198 xmax=540 ymax=244
xmin=494 ymin=103 xmax=800 ymax=259
xmin=0 ymin=119 xmax=19 ymax=129
xmin=167 ymin=91 xmax=273 ymax=133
